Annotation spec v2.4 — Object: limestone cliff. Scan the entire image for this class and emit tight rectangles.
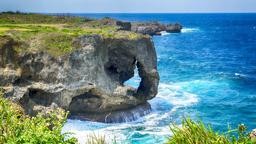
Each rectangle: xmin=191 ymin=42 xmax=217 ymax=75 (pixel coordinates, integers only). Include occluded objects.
xmin=0 ymin=33 xmax=159 ymax=122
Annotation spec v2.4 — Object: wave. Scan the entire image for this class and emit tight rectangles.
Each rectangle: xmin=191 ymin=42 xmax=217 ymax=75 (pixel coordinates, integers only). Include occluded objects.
xmin=235 ymin=73 xmax=247 ymax=77
xmin=153 ymin=83 xmax=199 ymax=106
xmin=160 ymin=31 xmax=170 ymax=36
xmin=159 ymin=28 xmax=200 ymax=36
xmin=181 ymin=28 xmax=200 ymax=33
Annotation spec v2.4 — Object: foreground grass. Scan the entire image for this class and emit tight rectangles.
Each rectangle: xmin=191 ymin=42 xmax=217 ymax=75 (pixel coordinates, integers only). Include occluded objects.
xmin=0 ymin=91 xmax=77 ymax=144
xmin=86 ymin=133 xmax=108 ymax=144
xmin=167 ymin=117 xmax=256 ymax=144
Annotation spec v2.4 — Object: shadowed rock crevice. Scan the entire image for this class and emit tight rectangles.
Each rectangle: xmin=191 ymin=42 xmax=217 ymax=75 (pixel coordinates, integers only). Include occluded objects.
xmin=0 ymin=36 xmax=20 ymax=68
xmin=28 ymin=89 xmax=54 ymax=106
xmin=18 ymin=88 xmax=58 ymax=115
xmin=104 ymin=48 xmax=137 ymax=84
xmin=69 ymin=92 xmax=102 ymax=114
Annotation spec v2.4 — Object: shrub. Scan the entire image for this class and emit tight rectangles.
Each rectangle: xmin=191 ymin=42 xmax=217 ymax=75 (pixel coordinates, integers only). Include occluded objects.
xmin=0 ymin=91 xmax=78 ymax=144
xmin=167 ymin=117 xmax=254 ymax=144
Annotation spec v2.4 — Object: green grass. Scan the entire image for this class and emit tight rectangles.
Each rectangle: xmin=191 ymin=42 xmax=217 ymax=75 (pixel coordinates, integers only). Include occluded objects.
xmin=167 ymin=117 xmax=256 ymax=144
xmin=0 ymin=13 xmax=145 ymax=57
xmin=0 ymin=12 xmax=91 ymax=24
xmin=0 ymin=24 xmax=143 ymax=56
xmin=0 ymin=91 xmax=78 ymax=144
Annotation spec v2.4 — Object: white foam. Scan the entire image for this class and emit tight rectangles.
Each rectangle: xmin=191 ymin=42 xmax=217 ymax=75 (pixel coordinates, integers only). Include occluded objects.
xmin=136 ymin=125 xmax=171 ymax=136
xmin=181 ymin=28 xmax=200 ymax=33
xmin=62 ymin=120 xmax=128 ymax=144
xmin=156 ymin=83 xmax=199 ymax=106
xmin=160 ymin=31 xmax=170 ymax=36
xmin=235 ymin=73 xmax=247 ymax=77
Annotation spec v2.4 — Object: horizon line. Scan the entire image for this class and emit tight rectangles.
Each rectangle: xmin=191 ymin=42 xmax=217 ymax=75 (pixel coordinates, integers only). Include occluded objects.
xmin=1 ymin=11 xmax=256 ymax=14
xmin=45 ymin=12 xmax=256 ymax=14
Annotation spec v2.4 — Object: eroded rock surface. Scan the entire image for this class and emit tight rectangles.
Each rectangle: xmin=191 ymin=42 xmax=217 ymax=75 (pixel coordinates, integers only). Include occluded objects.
xmin=0 ymin=34 xmax=159 ymax=122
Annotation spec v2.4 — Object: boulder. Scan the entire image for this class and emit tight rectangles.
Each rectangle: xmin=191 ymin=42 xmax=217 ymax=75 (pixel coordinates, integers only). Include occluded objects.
xmin=166 ymin=23 xmax=183 ymax=33
xmin=131 ymin=22 xmax=166 ymax=36
xmin=97 ymin=18 xmax=131 ymax=31
xmin=116 ymin=21 xmax=131 ymax=31
xmin=131 ymin=22 xmax=183 ymax=35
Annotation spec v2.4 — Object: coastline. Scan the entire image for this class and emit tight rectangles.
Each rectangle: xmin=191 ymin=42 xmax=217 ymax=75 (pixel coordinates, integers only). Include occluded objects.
xmin=1 ymin=12 xmax=256 ymax=144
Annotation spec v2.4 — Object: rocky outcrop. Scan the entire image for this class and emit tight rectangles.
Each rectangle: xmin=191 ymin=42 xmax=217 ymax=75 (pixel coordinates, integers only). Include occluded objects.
xmin=97 ymin=17 xmax=131 ymax=31
xmin=166 ymin=23 xmax=183 ymax=33
xmin=0 ymin=34 xmax=159 ymax=123
xmin=116 ymin=21 xmax=131 ymax=31
xmin=131 ymin=22 xmax=166 ymax=36
xmin=131 ymin=22 xmax=182 ymax=35
xmin=95 ymin=17 xmax=182 ymax=36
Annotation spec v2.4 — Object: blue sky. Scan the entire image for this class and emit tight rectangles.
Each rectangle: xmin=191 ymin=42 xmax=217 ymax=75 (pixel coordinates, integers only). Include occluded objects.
xmin=0 ymin=0 xmax=256 ymax=13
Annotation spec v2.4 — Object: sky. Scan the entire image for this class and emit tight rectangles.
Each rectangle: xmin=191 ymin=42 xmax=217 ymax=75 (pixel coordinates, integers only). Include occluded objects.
xmin=0 ymin=0 xmax=256 ymax=13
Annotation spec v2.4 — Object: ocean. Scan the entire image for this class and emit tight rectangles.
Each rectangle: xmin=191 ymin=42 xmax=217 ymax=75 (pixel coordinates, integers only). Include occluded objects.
xmin=62 ymin=13 xmax=256 ymax=144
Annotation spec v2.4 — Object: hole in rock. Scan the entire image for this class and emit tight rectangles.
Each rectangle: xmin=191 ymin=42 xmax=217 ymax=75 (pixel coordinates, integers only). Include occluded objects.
xmin=124 ymin=62 xmax=141 ymax=89
xmin=28 ymin=89 xmax=53 ymax=106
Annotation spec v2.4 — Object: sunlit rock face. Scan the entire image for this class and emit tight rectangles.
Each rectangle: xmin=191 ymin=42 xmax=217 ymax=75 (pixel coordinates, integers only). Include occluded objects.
xmin=0 ymin=34 xmax=159 ymax=123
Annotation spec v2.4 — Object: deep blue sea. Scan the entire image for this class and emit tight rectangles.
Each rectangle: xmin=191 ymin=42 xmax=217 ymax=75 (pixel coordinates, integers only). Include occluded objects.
xmin=62 ymin=13 xmax=256 ymax=144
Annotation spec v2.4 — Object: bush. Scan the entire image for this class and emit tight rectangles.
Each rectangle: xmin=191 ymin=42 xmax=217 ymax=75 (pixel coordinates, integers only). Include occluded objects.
xmin=167 ymin=117 xmax=255 ymax=144
xmin=0 ymin=91 xmax=77 ymax=144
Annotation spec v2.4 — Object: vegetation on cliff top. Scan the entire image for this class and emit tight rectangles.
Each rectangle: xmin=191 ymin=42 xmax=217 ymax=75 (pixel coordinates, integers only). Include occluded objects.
xmin=0 ymin=12 xmax=144 ymax=56
xmin=0 ymin=11 xmax=91 ymax=24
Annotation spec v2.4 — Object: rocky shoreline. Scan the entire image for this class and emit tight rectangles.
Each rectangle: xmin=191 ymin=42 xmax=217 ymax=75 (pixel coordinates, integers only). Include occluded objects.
xmin=97 ymin=17 xmax=183 ymax=35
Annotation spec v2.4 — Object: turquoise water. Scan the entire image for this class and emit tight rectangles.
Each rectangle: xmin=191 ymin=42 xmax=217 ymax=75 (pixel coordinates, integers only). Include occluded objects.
xmin=63 ymin=14 xmax=256 ymax=143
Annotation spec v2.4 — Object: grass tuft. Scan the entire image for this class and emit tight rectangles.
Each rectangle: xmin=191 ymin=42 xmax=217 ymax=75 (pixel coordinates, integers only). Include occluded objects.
xmin=86 ymin=133 xmax=107 ymax=144
xmin=167 ymin=117 xmax=254 ymax=144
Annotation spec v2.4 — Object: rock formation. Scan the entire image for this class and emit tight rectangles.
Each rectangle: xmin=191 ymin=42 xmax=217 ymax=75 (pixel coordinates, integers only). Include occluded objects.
xmin=166 ymin=23 xmax=183 ymax=33
xmin=0 ymin=34 xmax=159 ymax=123
xmin=95 ymin=17 xmax=183 ymax=36
xmin=0 ymin=13 xmax=186 ymax=123
xmin=131 ymin=22 xmax=166 ymax=36
xmin=131 ymin=22 xmax=183 ymax=35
